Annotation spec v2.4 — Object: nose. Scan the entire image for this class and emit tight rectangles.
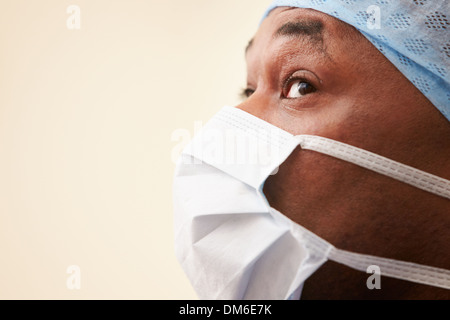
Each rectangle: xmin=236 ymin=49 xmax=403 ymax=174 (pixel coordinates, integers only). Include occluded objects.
xmin=234 ymin=91 xmax=273 ymax=123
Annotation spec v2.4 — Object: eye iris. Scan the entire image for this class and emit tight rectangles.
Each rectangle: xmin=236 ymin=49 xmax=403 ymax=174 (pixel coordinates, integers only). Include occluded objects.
xmin=297 ymin=82 xmax=315 ymax=95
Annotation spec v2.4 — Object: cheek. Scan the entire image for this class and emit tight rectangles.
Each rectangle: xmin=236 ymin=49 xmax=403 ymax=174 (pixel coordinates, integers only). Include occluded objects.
xmin=270 ymin=96 xmax=360 ymax=140
xmin=263 ymin=148 xmax=334 ymax=212
xmin=262 ymin=146 xmax=359 ymax=226
xmin=262 ymin=154 xmax=299 ymax=213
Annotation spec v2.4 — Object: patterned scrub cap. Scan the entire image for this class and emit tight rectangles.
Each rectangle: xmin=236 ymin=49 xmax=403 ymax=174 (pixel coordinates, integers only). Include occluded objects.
xmin=262 ymin=0 xmax=450 ymax=121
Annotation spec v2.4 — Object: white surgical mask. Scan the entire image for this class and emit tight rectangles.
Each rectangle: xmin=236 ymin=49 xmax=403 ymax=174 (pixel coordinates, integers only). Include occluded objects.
xmin=173 ymin=106 xmax=450 ymax=300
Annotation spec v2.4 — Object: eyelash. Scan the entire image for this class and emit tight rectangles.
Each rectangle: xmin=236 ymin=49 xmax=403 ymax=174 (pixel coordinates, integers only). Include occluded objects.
xmin=240 ymin=88 xmax=255 ymax=99
xmin=240 ymin=79 xmax=315 ymax=99
xmin=240 ymin=71 xmax=317 ymax=100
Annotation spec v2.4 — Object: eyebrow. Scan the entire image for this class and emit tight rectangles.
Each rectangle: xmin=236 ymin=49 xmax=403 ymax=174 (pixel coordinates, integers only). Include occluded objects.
xmin=275 ymin=20 xmax=323 ymax=42
xmin=246 ymin=19 xmax=324 ymax=53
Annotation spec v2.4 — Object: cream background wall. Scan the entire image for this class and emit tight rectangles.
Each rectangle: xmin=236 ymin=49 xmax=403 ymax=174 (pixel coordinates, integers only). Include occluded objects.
xmin=0 ymin=0 xmax=272 ymax=299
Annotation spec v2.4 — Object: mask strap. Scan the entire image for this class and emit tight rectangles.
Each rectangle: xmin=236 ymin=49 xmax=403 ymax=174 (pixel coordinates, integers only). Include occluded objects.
xmin=296 ymin=135 xmax=450 ymax=200
xmin=328 ymin=247 xmax=450 ymax=290
xmin=296 ymin=218 xmax=450 ymax=290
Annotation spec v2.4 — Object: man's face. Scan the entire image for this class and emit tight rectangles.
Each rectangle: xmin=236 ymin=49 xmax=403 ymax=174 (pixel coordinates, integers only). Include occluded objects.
xmin=240 ymin=7 xmax=446 ymax=247
xmin=239 ymin=7 xmax=450 ymax=299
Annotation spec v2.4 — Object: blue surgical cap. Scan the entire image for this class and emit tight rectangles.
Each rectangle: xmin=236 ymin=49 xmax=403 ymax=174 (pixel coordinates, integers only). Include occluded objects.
xmin=262 ymin=0 xmax=450 ymax=122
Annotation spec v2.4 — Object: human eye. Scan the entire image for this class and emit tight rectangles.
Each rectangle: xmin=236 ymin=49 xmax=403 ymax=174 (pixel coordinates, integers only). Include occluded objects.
xmin=284 ymin=79 xmax=316 ymax=98
xmin=281 ymin=69 xmax=320 ymax=100
xmin=240 ymin=87 xmax=255 ymax=99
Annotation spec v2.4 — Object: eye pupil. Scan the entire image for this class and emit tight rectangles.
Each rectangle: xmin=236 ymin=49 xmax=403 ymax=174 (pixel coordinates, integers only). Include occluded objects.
xmin=286 ymin=80 xmax=316 ymax=98
xmin=297 ymin=82 xmax=315 ymax=95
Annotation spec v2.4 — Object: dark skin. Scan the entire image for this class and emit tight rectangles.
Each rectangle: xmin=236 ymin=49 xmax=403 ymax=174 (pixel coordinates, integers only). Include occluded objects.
xmin=240 ymin=7 xmax=450 ymax=299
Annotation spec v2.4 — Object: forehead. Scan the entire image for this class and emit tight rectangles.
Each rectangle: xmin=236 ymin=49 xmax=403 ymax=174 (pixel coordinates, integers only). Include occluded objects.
xmin=247 ymin=7 xmax=354 ymax=56
xmin=266 ymin=7 xmax=329 ymax=30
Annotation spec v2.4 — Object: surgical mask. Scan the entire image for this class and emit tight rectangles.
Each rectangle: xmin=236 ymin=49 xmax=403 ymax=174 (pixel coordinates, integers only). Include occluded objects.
xmin=173 ymin=106 xmax=450 ymax=300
